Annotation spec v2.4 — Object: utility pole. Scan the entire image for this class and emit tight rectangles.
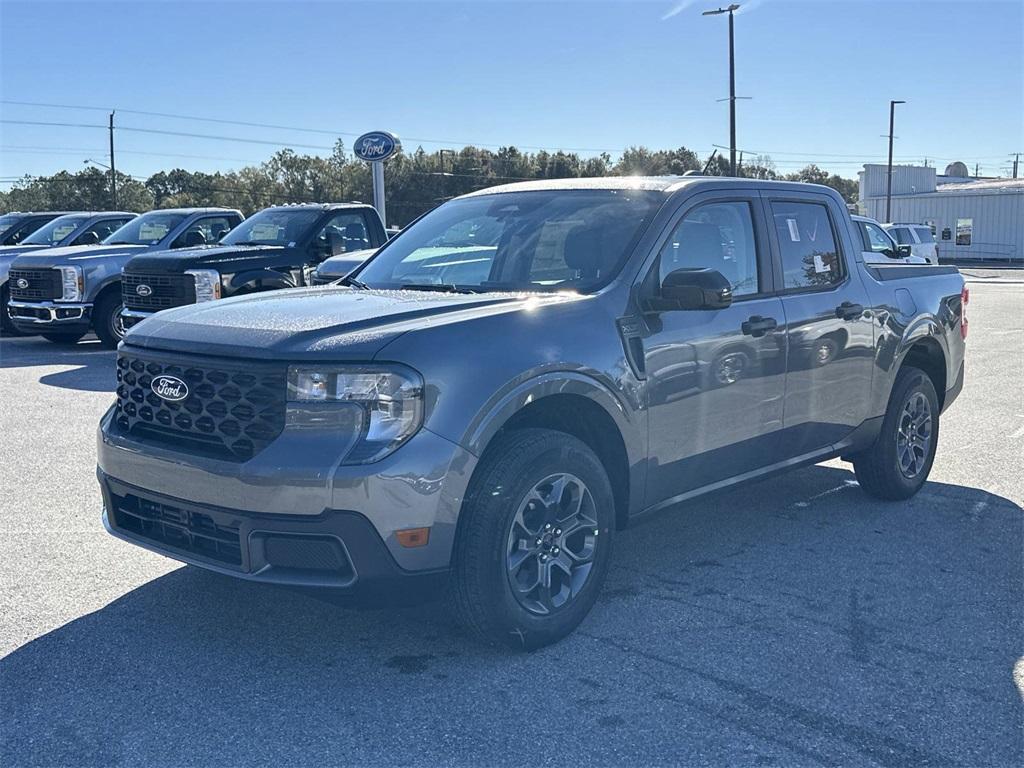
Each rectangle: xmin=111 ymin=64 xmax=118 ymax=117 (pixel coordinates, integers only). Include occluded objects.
xmin=703 ymin=4 xmax=741 ymax=176
xmin=975 ymin=162 xmax=980 ymax=178
xmin=885 ymin=99 xmax=905 ymax=223
xmin=1013 ymin=153 xmax=1020 ymax=179
xmin=108 ymin=111 xmax=118 ymax=209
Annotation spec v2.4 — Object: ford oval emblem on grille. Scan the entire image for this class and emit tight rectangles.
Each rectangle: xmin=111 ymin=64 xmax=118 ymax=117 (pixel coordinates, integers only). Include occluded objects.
xmin=15 ymin=278 xmax=28 ymax=289
xmin=151 ymin=375 xmax=188 ymax=402
xmin=136 ymin=284 xmax=153 ymax=297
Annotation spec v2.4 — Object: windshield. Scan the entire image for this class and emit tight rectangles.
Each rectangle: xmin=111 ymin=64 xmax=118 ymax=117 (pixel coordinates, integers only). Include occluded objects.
xmin=221 ymin=209 xmax=322 ymax=246
xmin=23 ymin=214 xmax=91 ymax=245
xmin=104 ymin=212 xmax=187 ymax=245
xmin=355 ymin=190 xmax=664 ymax=293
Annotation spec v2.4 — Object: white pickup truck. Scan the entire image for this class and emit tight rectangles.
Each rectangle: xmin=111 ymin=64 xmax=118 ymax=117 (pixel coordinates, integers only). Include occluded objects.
xmin=852 ymin=215 xmax=927 ymax=264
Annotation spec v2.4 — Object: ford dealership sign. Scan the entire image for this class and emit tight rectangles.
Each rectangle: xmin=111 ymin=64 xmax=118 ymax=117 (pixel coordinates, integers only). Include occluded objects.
xmin=354 ymin=131 xmax=401 ymax=163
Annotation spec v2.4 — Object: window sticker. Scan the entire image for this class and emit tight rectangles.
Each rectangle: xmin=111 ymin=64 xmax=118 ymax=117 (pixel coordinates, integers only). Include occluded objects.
xmin=786 ymin=218 xmax=800 ymax=242
xmin=813 ymin=253 xmax=830 ymax=273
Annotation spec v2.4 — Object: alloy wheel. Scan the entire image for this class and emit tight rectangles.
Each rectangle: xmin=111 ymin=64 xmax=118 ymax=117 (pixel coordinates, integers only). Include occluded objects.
xmin=896 ymin=391 xmax=932 ymax=478
xmin=505 ymin=473 xmax=599 ymax=615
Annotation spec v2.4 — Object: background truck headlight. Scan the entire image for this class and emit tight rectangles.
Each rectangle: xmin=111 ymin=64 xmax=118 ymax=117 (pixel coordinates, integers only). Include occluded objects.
xmin=186 ymin=269 xmax=222 ymax=302
xmin=287 ymin=365 xmax=424 ymax=464
xmin=57 ymin=266 xmax=83 ymax=302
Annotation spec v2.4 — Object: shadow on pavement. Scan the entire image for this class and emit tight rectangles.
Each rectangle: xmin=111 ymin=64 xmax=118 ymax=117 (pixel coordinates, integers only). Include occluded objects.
xmin=2 ymin=466 xmax=1021 ymax=766
xmin=0 ymin=336 xmax=116 ymax=393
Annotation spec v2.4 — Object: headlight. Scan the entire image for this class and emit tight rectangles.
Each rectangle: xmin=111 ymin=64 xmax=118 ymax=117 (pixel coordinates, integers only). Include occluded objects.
xmin=287 ymin=365 xmax=424 ymax=464
xmin=186 ymin=269 xmax=222 ymax=303
xmin=57 ymin=266 xmax=83 ymax=302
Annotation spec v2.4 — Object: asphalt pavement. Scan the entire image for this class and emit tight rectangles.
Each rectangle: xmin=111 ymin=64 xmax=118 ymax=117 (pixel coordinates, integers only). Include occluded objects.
xmin=1 ymin=278 xmax=1021 ymax=767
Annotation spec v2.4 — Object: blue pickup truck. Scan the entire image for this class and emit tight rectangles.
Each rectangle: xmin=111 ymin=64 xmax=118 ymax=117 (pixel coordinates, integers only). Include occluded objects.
xmin=8 ymin=207 xmax=241 ymax=347
xmin=1 ymin=211 xmax=137 ymax=334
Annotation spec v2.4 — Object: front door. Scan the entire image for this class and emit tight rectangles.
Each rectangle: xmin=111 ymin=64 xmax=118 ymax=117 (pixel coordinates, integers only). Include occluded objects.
xmin=641 ymin=194 xmax=787 ymax=506
xmin=764 ymin=194 xmax=875 ymax=458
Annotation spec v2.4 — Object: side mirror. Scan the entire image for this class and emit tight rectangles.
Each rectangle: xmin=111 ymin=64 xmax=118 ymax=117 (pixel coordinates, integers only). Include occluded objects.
xmin=75 ymin=230 xmax=100 ymax=245
xmin=651 ymin=268 xmax=733 ymax=311
xmin=896 ymin=244 xmax=913 ymax=258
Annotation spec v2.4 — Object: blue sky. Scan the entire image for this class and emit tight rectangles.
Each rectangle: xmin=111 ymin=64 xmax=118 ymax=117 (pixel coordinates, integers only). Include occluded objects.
xmin=1 ymin=0 xmax=1021 ymax=187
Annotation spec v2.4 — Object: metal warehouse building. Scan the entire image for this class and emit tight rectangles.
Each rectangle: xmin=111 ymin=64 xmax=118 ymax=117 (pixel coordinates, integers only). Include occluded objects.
xmin=858 ymin=164 xmax=1022 ymax=263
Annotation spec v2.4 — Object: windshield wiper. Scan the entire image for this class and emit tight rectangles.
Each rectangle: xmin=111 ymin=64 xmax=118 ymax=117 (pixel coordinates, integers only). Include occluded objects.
xmin=338 ymin=275 xmax=368 ymax=289
xmin=399 ymin=283 xmax=479 ymax=294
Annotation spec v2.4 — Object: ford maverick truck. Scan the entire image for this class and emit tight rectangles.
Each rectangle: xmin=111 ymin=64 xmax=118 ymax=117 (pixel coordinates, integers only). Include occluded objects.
xmin=119 ymin=203 xmax=386 ymax=327
xmin=1 ymin=211 xmax=136 ymax=334
xmin=8 ymin=208 xmax=241 ymax=347
xmin=98 ymin=178 xmax=966 ymax=649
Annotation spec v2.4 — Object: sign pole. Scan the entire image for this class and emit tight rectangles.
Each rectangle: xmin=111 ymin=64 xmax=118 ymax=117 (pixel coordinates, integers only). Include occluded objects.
xmin=372 ymin=160 xmax=386 ymax=228
xmin=354 ymin=131 xmax=401 ymax=230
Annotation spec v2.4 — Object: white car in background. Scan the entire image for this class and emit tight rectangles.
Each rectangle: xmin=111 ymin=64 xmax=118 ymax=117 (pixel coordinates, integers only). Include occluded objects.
xmin=853 ymin=215 xmax=928 ymax=264
xmin=884 ymin=223 xmax=939 ymax=264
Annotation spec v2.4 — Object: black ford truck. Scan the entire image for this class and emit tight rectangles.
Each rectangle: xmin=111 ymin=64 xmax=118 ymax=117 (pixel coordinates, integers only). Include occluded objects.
xmin=120 ymin=203 xmax=386 ymax=327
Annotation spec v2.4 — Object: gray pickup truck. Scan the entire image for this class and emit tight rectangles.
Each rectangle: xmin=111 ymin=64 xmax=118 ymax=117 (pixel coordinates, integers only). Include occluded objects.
xmin=8 ymin=207 xmax=241 ymax=347
xmin=1 ymin=211 xmax=136 ymax=334
xmin=97 ymin=177 xmax=966 ymax=649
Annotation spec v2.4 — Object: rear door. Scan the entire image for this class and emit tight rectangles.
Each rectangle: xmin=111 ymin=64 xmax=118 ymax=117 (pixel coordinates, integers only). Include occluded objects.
xmin=763 ymin=192 xmax=875 ymax=458
xmin=641 ymin=191 xmax=787 ymax=504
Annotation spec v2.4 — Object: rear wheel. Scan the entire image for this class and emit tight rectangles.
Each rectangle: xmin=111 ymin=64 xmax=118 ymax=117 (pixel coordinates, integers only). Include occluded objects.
xmin=450 ymin=428 xmax=615 ymax=650
xmin=852 ymin=366 xmax=939 ymax=500
xmin=93 ymin=289 xmax=126 ymax=349
xmin=41 ymin=332 xmax=85 ymax=345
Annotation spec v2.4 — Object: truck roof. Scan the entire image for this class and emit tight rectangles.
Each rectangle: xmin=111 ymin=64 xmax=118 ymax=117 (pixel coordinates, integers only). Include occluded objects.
xmin=460 ymin=176 xmax=846 ymax=198
xmin=144 ymin=207 xmax=241 ymax=215
xmin=260 ymin=202 xmax=375 ymax=212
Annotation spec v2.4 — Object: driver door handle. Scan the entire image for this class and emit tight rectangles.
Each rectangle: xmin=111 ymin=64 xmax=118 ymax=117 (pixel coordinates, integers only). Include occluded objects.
xmin=741 ymin=315 xmax=778 ymax=337
xmin=835 ymin=301 xmax=865 ymax=320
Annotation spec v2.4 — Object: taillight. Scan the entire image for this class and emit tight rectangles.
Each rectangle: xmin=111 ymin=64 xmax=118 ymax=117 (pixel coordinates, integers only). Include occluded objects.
xmin=960 ymin=285 xmax=969 ymax=340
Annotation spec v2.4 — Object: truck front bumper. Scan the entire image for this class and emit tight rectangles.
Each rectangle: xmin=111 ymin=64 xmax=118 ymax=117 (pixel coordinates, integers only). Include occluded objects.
xmin=120 ymin=307 xmax=154 ymax=330
xmin=9 ymin=300 xmax=92 ymax=332
xmin=97 ymin=407 xmax=477 ymax=588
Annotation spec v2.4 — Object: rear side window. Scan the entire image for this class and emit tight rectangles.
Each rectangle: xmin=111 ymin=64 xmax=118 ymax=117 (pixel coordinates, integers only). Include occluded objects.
xmin=771 ymin=202 xmax=843 ymax=290
xmin=891 ymin=227 xmax=914 ymax=245
xmin=913 ymin=227 xmax=935 ymax=243
xmin=659 ymin=201 xmax=760 ymax=296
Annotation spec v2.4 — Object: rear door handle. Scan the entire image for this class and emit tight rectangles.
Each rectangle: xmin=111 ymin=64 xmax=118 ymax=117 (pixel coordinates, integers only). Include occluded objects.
xmin=741 ymin=315 xmax=778 ymax=337
xmin=835 ymin=301 xmax=865 ymax=320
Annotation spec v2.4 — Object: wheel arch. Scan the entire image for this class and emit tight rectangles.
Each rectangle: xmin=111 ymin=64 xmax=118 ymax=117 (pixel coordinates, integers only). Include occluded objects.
xmin=225 ymin=269 xmax=296 ymax=295
xmin=896 ymin=334 xmax=948 ymax=409
xmin=463 ymin=375 xmax=643 ymax=530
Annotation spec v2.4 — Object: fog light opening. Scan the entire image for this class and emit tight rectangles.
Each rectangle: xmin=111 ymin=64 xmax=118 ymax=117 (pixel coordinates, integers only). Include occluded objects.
xmin=396 ymin=527 xmax=431 ymax=548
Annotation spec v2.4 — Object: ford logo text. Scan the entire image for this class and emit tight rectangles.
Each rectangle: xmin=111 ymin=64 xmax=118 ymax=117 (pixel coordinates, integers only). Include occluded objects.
xmin=151 ymin=375 xmax=189 ymax=402
xmin=136 ymin=284 xmax=153 ymax=297
xmin=353 ymin=131 xmax=401 ymax=162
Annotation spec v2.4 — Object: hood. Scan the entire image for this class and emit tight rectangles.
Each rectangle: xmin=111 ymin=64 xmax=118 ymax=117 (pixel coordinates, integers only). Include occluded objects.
xmin=125 ymin=244 xmax=287 ymax=273
xmin=0 ymin=244 xmax=49 ymax=261
xmin=315 ymin=248 xmax=377 ymax=278
xmin=10 ymin=243 xmax=146 ymax=268
xmin=123 ymin=286 xmax=578 ymax=360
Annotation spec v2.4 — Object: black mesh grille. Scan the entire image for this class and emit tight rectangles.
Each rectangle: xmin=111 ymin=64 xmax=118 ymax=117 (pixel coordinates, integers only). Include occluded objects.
xmin=122 ymin=272 xmax=196 ymax=311
xmin=8 ymin=268 xmax=61 ymax=300
xmin=111 ymin=490 xmax=242 ymax=567
xmin=113 ymin=351 xmax=287 ymax=461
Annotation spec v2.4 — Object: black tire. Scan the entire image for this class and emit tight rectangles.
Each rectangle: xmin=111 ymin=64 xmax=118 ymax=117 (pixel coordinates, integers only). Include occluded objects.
xmin=93 ymin=289 xmax=126 ymax=349
xmin=1 ymin=283 xmax=25 ymax=336
xmin=450 ymin=428 xmax=615 ymax=650
xmin=41 ymin=332 xmax=85 ymax=345
xmin=852 ymin=365 xmax=939 ymax=500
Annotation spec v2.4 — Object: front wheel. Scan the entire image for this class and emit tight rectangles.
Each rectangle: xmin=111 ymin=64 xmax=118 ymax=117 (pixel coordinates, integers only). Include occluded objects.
xmin=41 ymin=332 xmax=85 ymax=345
xmin=852 ymin=366 xmax=939 ymax=500
xmin=93 ymin=290 xmax=126 ymax=349
xmin=450 ymin=429 xmax=615 ymax=650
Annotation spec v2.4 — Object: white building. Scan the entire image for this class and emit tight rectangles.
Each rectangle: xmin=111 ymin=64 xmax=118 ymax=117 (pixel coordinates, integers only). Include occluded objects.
xmin=858 ymin=163 xmax=1022 ymax=263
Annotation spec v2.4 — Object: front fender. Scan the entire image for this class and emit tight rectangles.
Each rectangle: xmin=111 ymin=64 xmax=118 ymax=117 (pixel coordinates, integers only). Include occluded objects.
xmin=461 ymin=371 xmax=646 ymax=514
xmin=225 ymin=268 xmax=296 ymax=294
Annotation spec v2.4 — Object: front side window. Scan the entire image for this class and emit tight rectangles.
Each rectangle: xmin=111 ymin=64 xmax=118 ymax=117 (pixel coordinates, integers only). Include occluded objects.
xmin=81 ymin=217 xmax=133 ymax=244
xmin=355 ymin=190 xmax=664 ymax=293
xmin=859 ymin=221 xmax=895 ymax=253
xmin=955 ymin=218 xmax=973 ymax=246
xmin=771 ymin=201 xmax=843 ymax=290
xmin=315 ymin=212 xmax=372 ymax=253
xmin=173 ymin=216 xmax=236 ymax=248
xmin=659 ymin=201 xmax=760 ymax=297
xmin=2 ymin=216 xmax=48 ymax=245
xmin=23 ymin=215 xmax=91 ymax=245
xmin=104 ymin=212 xmax=187 ymax=245
xmin=914 ymin=226 xmax=935 ymax=243
xmin=221 ymin=209 xmax=322 ymax=247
